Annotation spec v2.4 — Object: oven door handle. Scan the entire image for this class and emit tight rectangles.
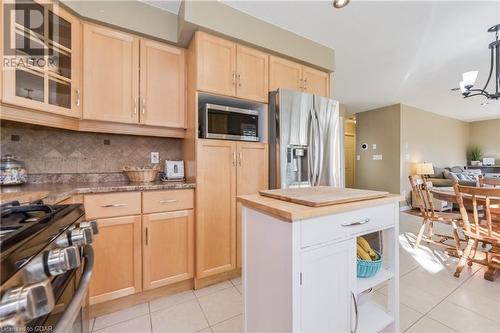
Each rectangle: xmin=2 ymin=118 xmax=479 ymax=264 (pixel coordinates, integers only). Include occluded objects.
xmin=53 ymin=245 xmax=94 ymax=333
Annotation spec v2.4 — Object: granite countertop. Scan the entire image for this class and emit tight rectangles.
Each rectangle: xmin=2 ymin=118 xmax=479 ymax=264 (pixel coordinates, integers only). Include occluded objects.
xmin=1 ymin=181 xmax=196 ymax=205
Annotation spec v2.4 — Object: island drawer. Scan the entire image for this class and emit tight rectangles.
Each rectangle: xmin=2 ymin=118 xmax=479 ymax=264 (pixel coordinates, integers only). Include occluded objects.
xmin=84 ymin=192 xmax=141 ymax=219
xmin=142 ymin=189 xmax=194 ymax=213
xmin=300 ymin=203 xmax=396 ymax=249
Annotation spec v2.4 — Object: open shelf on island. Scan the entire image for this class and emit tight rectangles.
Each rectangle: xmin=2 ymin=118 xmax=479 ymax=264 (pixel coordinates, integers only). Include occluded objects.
xmin=356 ymin=267 xmax=394 ymax=294
xmin=357 ymin=300 xmax=394 ymax=333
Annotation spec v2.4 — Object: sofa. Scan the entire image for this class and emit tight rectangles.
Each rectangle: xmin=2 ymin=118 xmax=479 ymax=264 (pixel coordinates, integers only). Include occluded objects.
xmin=427 ymin=166 xmax=479 ymax=187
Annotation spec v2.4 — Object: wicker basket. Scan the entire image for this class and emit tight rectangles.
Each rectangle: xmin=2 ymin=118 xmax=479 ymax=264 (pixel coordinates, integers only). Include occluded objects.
xmin=123 ymin=166 xmax=160 ymax=183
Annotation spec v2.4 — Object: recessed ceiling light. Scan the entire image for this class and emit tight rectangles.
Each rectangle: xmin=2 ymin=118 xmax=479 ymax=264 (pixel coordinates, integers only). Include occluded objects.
xmin=333 ymin=0 xmax=350 ymax=9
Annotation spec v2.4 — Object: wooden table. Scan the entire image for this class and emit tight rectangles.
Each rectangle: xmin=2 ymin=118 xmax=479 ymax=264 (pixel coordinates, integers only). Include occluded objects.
xmin=430 ymin=188 xmax=500 ymax=281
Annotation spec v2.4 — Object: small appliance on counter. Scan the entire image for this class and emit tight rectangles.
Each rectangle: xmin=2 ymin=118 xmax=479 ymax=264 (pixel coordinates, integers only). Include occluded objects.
xmin=163 ymin=160 xmax=185 ymax=181
xmin=483 ymin=157 xmax=495 ymax=166
xmin=0 ymin=154 xmax=27 ymax=186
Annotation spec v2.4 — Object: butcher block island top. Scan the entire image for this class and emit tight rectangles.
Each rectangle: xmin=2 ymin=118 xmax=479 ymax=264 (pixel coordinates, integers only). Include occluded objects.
xmin=238 ymin=187 xmax=402 ymax=222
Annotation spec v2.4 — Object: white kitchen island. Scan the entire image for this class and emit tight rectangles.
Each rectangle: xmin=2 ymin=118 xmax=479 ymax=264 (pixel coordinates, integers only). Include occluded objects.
xmin=238 ymin=191 xmax=402 ymax=333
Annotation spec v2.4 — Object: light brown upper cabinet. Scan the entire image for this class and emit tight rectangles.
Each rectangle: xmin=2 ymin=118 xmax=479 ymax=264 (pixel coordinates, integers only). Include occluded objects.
xmin=269 ymin=55 xmax=331 ymax=97
xmin=236 ymin=142 xmax=268 ymax=268
xmin=196 ymin=140 xmax=268 ymax=277
xmin=142 ymin=209 xmax=194 ymax=290
xmin=194 ymin=32 xmax=269 ymax=103
xmin=83 ymin=24 xmax=185 ymax=128
xmin=83 ymin=24 xmax=139 ymax=124
xmin=269 ymin=56 xmax=303 ymax=92
xmin=140 ymin=40 xmax=186 ymax=128
xmin=89 ymin=215 xmax=142 ymax=305
xmin=302 ymin=65 xmax=330 ymax=97
xmin=3 ymin=1 xmax=81 ymax=117
xmin=196 ymin=140 xmax=237 ymax=278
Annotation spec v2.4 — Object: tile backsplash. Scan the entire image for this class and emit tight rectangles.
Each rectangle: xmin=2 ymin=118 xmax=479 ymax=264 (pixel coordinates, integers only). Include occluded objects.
xmin=0 ymin=121 xmax=182 ymax=174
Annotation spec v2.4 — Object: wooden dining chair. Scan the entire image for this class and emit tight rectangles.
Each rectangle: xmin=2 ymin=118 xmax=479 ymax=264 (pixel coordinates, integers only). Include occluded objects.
xmin=479 ymin=176 xmax=500 ymax=187
xmin=408 ymin=175 xmax=463 ymax=255
xmin=453 ymin=183 xmax=500 ymax=281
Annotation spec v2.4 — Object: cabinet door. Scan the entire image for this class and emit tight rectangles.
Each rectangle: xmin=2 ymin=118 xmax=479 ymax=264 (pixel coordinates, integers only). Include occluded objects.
xmin=236 ymin=142 xmax=268 ymax=268
xmin=196 ymin=139 xmax=237 ymax=278
xmin=196 ymin=32 xmax=236 ymax=97
xmin=82 ymin=24 xmax=139 ymax=124
xmin=3 ymin=1 xmax=81 ymax=117
xmin=300 ymin=239 xmax=355 ymax=332
xmin=140 ymin=39 xmax=185 ymax=128
xmin=143 ymin=210 xmax=194 ymax=290
xmin=269 ymin=56 xmax=302 ymax=92
xmin=236 ymin=44 xmax=269 ymax=102
xmin=89 ymin=215 xmax=142 ymax=305
xmin=303 ymin=66 xmax=330 ymax=97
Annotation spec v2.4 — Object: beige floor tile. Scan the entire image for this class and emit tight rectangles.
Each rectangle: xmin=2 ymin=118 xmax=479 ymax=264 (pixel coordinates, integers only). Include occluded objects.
xmin=198 ymin=287 xmax=243 ymax=326
xmin=400 ymin=303 xmax=424 ymax=332
xmin=460 ymin=268 xmax=500 ymax=303
xmin=379 ymin=282 xmax=442 ymax=314
xmin=196 ymin=328 xmax=213 ymax=333
xmin=194 ymin=281 xmax=233 ymax=298
xmin=400 ymin=268 xmax=459 ymax=298
xmin=149 ymin=290 xmax=196 ymax=313
xmin=93 ymin=314 xmax=151 ymax=333
xmin=446 ymin=287 xmax=500 ymax=323
xmin=151 ymin=299 xmax=209 ymax=333
xmin=230 ymin=277 xmax=242 ymax=286
xmin=211 ymin=315 xmax=243 ymax=333
xmin=234 ymin=284 xmax=242 ymax=294
xmin=428 ymin=301 xmax=500 ymax=332
xmin=93 ymin=303 xmax=149 ymax=331
xmin=406 ymin=316 xmax=457 ymax=333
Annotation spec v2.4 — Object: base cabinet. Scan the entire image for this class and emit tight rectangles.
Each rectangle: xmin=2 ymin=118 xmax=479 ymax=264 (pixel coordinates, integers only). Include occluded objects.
xmin=299 ymin=239 xmax=354 ymax=332
xmin=89 ymin=215 xmax=142 ymax=305
xmin=142 ymin=210 xmax=194 ymax=290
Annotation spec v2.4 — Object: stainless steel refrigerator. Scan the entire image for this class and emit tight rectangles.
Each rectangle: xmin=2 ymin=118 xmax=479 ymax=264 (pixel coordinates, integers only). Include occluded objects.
xmin=268 ymin=89 xmax=344 ymax=189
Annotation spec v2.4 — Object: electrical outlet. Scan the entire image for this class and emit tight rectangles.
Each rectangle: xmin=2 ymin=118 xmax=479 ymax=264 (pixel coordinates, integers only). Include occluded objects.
xmin=151 ymin=152 xmax=160 ymax=164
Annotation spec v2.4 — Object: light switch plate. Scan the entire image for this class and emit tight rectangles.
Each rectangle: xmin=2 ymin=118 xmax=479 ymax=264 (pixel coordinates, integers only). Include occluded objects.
xmin=372 ymin=144 xmax=377 ymax=150
xmin=151 ymin=152 xmax=160 ymax=164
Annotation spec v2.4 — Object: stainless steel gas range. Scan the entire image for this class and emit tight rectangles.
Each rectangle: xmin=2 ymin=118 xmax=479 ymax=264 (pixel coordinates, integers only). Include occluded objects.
xmin=0 ymin=200 xmax=98 ymax=333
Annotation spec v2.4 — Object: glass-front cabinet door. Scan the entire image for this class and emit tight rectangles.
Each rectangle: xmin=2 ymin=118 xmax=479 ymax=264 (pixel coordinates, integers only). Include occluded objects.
xmin=2 ymin=0 xmax=81 ymax=117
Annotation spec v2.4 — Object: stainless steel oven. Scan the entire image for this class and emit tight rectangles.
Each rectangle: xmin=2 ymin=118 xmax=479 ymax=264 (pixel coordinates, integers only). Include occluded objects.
xmin=199 ymin=103 xmax=260 ymax=142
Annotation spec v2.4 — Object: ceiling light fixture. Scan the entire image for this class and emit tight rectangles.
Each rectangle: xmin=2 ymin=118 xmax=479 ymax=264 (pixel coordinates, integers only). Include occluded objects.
xmin=459 ymin=24 xmax=500 ymax=100
xmin=333 ymin=0 xmax=350 ymax=9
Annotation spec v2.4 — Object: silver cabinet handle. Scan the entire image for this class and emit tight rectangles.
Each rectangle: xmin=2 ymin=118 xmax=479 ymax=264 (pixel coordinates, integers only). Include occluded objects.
xmin=299 ymin=78 xmax=304 ymax=90
xmin=238 ymin=152 xmax=242 ymax=166
xmin=159 ymin=199 xmax=178 ymax=203
xmin=101 ymin=203 xmax=127 ymax=208
xmin=351 ymin=292 xmax=358 ymax=333
xmin=232 ymin=72 xmax=236 ymax=86
xmin=142 ymin=98 xmax=146 ymax=115
xmin=304 ymin=78 xmax=308 ymax=90
xmin=237 ymin=74 xmax=241 ymax=87
xmin=232 ymin=152 xmax=236 ymax=166
xmin=341 ymin=218 xmax=370 ymax=227
xmin=145 ymin=227 xmax=149 ymax=245
xmin=75 ymin=89 xmax=80 ymax=107
xmin=133 ymin=98 xmax=137 ymax=115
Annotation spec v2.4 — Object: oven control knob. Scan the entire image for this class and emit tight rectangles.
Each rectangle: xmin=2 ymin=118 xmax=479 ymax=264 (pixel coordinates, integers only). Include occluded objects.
xmin=79 ymin=220 xmax=99 ymax=235
xmin=69 ymin=227 xmax=93 ymax=246
xmin=45 ymin=246 xmax=81 ymax=276
xmin=0 ymin=280 xmax=55 ymax=321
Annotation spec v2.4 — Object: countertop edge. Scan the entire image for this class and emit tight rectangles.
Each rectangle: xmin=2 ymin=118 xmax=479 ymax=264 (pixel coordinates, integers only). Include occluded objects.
xmin=237 ymin=194 xmax=404 ymax=222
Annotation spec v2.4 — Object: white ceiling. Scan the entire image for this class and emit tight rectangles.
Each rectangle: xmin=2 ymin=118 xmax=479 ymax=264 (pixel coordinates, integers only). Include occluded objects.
xmin=141 ymin=0 xmax=500 ymax=122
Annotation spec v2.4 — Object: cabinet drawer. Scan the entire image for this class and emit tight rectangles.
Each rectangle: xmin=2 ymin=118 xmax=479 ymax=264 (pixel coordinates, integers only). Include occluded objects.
xmin=142 ymin=189 xmax=194 ymax=214
xmin=300 ymin=204 xmax=396 ymax=249
xmin=84 ymin=192 xmax=141 ymax=219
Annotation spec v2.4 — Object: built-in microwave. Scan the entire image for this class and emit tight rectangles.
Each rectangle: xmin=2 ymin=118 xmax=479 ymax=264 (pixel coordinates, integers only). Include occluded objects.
xmin=199 ymin=103 xmax=260 ymax=142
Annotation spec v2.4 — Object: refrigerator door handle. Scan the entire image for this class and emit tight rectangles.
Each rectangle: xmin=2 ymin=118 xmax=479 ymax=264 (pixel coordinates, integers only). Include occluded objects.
xmin=307 ymin=110 xmax=316 ymax=186
xmin=315 ymin=108 xmax=324 ymax=186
